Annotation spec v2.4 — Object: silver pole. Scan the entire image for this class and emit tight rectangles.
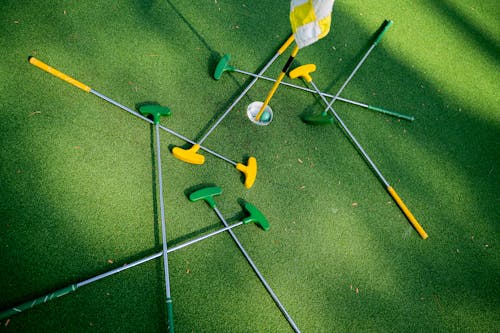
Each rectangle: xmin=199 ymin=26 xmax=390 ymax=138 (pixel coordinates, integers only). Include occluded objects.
xmin=198 ymin=51 xmax=281 ymax=144
xmin=155 ymin=123 xmax=174 ymax=323
xmin=213 ymin=206 xmax=301 ymax=333
xmin=310 ymin=80 xmax=390 ymax=187
xmin=90 ymin=90 xmax=237 ymax=166
xmin=78 ymin=221 xmax=244 ymax=287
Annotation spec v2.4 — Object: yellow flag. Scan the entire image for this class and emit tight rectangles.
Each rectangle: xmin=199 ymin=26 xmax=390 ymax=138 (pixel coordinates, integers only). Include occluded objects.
xmin=290 ymin=0 xmax=335 ymax=49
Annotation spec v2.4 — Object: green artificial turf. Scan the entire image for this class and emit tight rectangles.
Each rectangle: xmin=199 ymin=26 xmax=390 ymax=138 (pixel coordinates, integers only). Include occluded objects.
xmin=1 ymin=0 xmax=499 ymax=332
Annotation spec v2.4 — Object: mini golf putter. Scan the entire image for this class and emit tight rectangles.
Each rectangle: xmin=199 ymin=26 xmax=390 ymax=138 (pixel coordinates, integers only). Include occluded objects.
xmin=0 ymin=214 xmax=258 ymax=321
xmin=138 ymin=103 xmax=175 ymax=333
xmin=171 ymin=35 xmax=295 ymax=183
xmin=290 ymin=58 xmax=428 ymax=240
xmin=213 ymin=54 xmax=415 ymax=122
xmin=288 ymin=64 xmax=334 ymax=125
xmin=188 ymin=186 xmax=269 ymax=231
xmin=188 ymin=186 xmax=302 ymax=332
xmin=28 ymin=57 xmax=258 ymax=190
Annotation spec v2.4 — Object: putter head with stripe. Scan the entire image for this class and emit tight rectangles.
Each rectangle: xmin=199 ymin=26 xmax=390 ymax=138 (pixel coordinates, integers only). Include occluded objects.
xmin=172 ymin=144 xmax=205 ymax=165
xmin=213 ymin=54 xmax=234 ymax=80
xmin=236 ymin=156 xmax=257 ymax=189
xmin=138 ymin=104 xmax=171 ymax=124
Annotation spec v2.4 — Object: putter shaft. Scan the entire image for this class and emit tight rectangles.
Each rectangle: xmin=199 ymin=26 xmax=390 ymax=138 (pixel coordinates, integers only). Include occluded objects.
xmin=198 ymin=34 xmax=294 ymax=144
xmin=28 ymin=57 xmax=238 ymax=167
xmin=0 ymin=221 xmax=246 ymax=320
xmin=232 ymin=68 xmax=414 ymax=121
xmin=309 ymin=80 xmax=427 ymax=239
xmin=154 ymin=123 xmax=174 ymax=332
xmin=212 ymin=206 xmax=301 ymax=333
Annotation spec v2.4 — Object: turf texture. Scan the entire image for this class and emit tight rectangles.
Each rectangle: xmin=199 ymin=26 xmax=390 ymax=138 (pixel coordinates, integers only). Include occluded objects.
xmin=0 ymin=0 xmax=499 ymax=332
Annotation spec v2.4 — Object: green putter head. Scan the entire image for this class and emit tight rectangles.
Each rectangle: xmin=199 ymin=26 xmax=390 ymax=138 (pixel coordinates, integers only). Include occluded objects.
xmin=213 ymin=54 xmax=235 ymax=80
xmin=139 ymin=104 xmax=172 ymax=124
xmin=241 ymin=201 xmax=270 ymax=231
xmin=189 ymin=186 xmax=222 ymax=208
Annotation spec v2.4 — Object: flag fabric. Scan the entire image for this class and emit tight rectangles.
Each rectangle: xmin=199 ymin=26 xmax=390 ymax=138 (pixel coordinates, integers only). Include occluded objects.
xmin=290 ymin=0 xmax=335 ymax=49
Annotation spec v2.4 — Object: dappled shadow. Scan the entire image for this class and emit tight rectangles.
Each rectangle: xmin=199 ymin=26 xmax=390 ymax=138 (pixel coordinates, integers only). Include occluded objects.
xmin=1 ymin=0 xmax=498 ymax=331
xmin=427 ymin=0 xmax=500 ymax=64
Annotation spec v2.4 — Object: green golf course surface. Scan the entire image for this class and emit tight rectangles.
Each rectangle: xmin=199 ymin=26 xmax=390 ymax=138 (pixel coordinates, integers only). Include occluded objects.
xmin=1 ymin=1 xmax=498 ymax=332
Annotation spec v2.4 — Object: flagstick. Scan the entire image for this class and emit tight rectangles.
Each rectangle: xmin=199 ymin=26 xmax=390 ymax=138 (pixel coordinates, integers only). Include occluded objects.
xmin=255 ymin=45 xmax=300 ymax=121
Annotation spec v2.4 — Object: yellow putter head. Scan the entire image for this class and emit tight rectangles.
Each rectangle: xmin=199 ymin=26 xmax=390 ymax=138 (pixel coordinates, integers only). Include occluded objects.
xmin=172 ymin=144 xmax=205 ymax=165
xmin=288 ymin=64 xmax=316 ymax=82
xmin=236 ymin=157 xmax=257 ymax=189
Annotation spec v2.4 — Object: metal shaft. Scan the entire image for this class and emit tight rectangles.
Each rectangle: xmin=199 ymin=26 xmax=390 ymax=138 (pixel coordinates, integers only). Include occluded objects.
xmin=0 ymin=221 xmax=247 ymax=320
xmin=79 ymin=221 xmax=244 ymax=288
xmin=324 ymin=42 xmax=378 ymax=112
xmin=213 ymin=206 xmax=301 ymax=333
xmin=309 ymin=78 xmax=428 ymax=239
xmin=90 ymin=90 xmax=237 ymax=166
xmin=232 ymin=68 xmax=414 ymax=121
xmin=197 ymin=51 xmax=281 ymax=145
xmin=310 ymin=80 xmax=389 ymax=186
xmin=155 ymin=123 xmax=174 ymax=332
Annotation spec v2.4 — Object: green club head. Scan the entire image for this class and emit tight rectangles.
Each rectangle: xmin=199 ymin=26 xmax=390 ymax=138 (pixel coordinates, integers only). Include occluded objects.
xmin=139 ymin=104 xmax=172 ymax=124
xmin=213 ymin=54 xmax=235 ymax=80
xmin=242 ymin=201 xmax=270 ymax=231
xmin=300 ymin=112 xmax=334 ymax=125
xmin=188 ymin=187 xmax=222 ymax=209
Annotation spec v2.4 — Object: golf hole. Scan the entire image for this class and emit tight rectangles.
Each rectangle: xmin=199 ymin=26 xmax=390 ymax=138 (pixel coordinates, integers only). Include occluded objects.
xmin=247 ymin=101 xmax=273 ymax=126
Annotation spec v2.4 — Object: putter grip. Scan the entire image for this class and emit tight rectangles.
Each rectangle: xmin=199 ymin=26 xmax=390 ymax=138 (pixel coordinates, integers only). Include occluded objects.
xmin=166 ymin=298 xmax=174 ymax=333
xmin=368 ymin=105 xmax=415 ymax=121
xmin=0 ymin=284 xmax=77 ymax=320
xmin=374 ymin=20 xmax=394 ymax=45
xmin=28 ymin=57 xmax=91 ymax=92
xmin=388 ymin=186 xmax=428 ymax=239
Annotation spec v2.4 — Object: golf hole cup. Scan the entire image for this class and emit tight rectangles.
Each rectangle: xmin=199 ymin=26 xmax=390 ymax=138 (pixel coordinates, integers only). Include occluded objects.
xmin=247 ymin=101 xmax=273 ymax=126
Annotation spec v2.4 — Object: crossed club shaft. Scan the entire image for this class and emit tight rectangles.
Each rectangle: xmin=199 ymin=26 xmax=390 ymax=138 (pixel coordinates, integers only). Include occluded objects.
xmin=286 ymin=20 xmax=428 ymax=239
xmin=0 ymin=217 xmax=261 ymax=321
xmin=28 ymin=57 xmax=257 ymax=188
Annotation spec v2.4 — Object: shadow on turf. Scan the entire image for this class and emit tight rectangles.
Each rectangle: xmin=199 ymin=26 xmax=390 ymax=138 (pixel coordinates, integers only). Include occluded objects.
xmin=427 ymin=0 xmax=500 ymax=64
xmin=166 ymin=0 xmax=305 ymax=142
xmin=2 ymin=2 xmax=497 ymax=331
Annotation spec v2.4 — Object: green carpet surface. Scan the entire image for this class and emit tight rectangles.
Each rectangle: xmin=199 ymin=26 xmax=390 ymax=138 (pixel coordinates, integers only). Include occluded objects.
xmin=1 ymin=0 xmax=498 ymax=332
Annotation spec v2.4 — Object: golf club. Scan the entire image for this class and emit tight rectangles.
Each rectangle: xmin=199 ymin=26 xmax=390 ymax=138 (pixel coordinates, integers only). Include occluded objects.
xmin=289 ymin=64 xmax=428 ymax=239
xmin=214 ymin=54 xmax=414 ymax=121
xmin=311 ymin=19 xmax=394 ymax=125
xmin=139 ymin=105 xmax=174 ymax=332
xmin=0 ymin=215 xmax=267 ymax=321
xmin=189 ymin=187 xmax=301 ymax=333
xmin=28 ymin=57 xmax=257 ymax=188
xmin=171 ymin=34 xmax=295 ymax=163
